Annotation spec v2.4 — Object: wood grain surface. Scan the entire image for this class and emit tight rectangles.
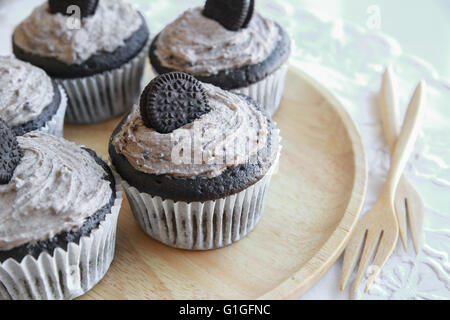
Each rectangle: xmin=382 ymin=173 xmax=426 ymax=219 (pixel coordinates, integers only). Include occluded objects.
xmin=64 ymin=66 xmax=367 ymax=300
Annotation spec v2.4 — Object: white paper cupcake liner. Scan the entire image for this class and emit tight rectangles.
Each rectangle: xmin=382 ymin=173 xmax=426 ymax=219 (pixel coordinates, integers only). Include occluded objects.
xmin=58 ymin=41 xmax=150 ymax=124
xmin=232 ymin=62 xmax=289 ymax=117
xmin=116 ymin=149 xmax=280 ymax=251
xmin=38 ymin=85 xmax=67 ymax=137
xmin=0 ymin=169 xmax=123 ymax=300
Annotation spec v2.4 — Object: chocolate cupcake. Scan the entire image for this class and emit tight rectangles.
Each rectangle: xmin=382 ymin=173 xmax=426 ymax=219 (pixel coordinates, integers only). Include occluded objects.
xmin=149 ymin=0 xmax=291 ymax=117
xmin=109 ymin=72 xmax=281 ymax=250
xmin=0 ymin=122 xmax=123 ymax=300
xmin=0 ymin=56 xmax=67 ymax=137
xmin=12 ymin=0 xmax=150 ymax=124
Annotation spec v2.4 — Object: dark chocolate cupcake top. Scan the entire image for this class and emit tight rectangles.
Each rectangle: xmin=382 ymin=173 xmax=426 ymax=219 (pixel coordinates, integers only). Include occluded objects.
xmin=0 ymin=56 xmax=54 ymax=127
xmin=13 ymin=0 xmax=143 ymax=65
xmin=0 ymin=132 xmax=112 ymax=251
xmin=112 ymin=79 xmax=271 ymax=179
xmin=153 ymin=7 xmax=281 ymax=76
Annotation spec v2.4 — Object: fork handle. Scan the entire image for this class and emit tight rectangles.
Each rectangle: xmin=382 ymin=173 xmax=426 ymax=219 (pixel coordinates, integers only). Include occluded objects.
xmin=385 ymin=81 xmax=426 ymax=196
xmin=380 ymin=67 xmax=400 ymax=152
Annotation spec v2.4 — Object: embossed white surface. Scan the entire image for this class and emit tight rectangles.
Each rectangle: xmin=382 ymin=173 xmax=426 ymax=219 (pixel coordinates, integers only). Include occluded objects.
xmin=0 ymin=0 xmax=448 ymax=300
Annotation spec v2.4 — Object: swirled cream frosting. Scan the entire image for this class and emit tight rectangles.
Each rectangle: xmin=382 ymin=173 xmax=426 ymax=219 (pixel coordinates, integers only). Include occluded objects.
xmin=154 ymin=7 xmax=281 ymax=76
xmin=13 ymin=0 xmax=142 ymax=65
xmin=113 ymin=84 xmax=269 ymax=179
xmin=0 ymin=132 xmax=113 ymax=251
xmin=0 ymin=56 xmax=54 ymax=126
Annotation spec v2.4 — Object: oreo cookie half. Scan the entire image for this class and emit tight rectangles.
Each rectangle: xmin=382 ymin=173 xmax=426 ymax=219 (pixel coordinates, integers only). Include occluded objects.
xmin=48 ymin=0 xmax=99 ymax=18
xmin=0 ymin=119 xmax=23 ymax=184
xmin=203 ymin=0 xmax=255 ymax=31
xmin=139 ymin=72 xmax=211 ymax=134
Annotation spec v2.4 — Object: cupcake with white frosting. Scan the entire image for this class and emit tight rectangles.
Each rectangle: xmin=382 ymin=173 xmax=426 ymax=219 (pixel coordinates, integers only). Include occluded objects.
xmin=149 ymin=0 xmax=291 ymax=117
xmin=12 ymin=0 xmax=150 ymax=124
xmin=109 ymin=72 xmax=280 ymax=250
xmin=0 ymin=56 xmax=67 ymax=137
xmin=0 ymin=121 xmax=123 ymax=300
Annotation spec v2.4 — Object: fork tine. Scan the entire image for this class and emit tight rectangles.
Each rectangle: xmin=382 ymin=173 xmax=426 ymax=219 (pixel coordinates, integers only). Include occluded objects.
xmin=394 ymin=181 xmax=408 ymax=250
xmin=340 ymin=226 xmax=367 ymax=291
xmin=404 ymin=182 xmax=425 ymax=254
xmin=353 ymin=230 xmax=382 ymax=292
xmin=365 ymin=228 xmax=398 ymax=292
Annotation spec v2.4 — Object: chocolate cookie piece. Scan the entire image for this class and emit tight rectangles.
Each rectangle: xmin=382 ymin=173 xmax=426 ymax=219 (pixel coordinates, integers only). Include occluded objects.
xmin=10 ymin=81 xmax=61 ymax=137
xmin=48 ymin=0 xmax=99 ymax=18
xmin=109 ymin=94 xmax=277 ymax=202
xmin=0 ymin=120 xmax=23 ymax=185
xmin=203 ymin=0 xmax=254 ymax=31
xmin=149 ymin=23 xmax=291 ymax=90
xmin=241 ymin=0 xmax=255 ymax=28
xmin=0 ymin=148 xmax=116 ymax=263
xmin=12 ymin=14 xmax=149 ymax=79
xmin=140 ymin=72 xmax=211 ymax=134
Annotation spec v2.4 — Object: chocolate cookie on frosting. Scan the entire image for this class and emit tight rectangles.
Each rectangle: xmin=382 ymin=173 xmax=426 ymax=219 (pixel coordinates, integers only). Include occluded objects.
xmin=0 ymin=56 xmax=67 ymax=137
xmin=109 ymin=72 xmax=281 ymax=250
xmin=149 ymin=0 xmax=291 ymax=116
xmin=0 ymin=126 xmax=123 ymax=300
xmin=12 ymin=0 xmax=150 ymax=124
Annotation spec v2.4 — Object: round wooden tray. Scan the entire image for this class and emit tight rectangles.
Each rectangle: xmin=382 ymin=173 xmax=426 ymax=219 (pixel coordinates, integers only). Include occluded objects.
xmin=65 ymin=66 xmax=367 ymax=299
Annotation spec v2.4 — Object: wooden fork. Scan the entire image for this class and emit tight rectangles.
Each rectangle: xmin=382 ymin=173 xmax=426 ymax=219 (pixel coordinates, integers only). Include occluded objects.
xmin=341 ymin=81 xmax=426 ymax=293
xmin=380 ymin=67 xmax=425 ymax=254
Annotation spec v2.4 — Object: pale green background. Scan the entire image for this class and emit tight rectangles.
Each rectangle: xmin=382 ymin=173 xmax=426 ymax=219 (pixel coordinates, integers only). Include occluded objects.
xmin=1 ymin=0 xmax=449 ymax=81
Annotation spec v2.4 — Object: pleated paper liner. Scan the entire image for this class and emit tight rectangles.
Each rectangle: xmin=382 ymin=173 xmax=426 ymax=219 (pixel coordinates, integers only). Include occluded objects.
xmin=0 ymin=166 xmax=123 ymax=300
xmin=59 ymin=41 xmax=150 ymax=124
xmin=117 ymin=147 xmax=281 ymax=250
xmin=232 ymin=62 xmax=288 ymax=117
xmin=38 ymin=85 xmax=67 ymax=137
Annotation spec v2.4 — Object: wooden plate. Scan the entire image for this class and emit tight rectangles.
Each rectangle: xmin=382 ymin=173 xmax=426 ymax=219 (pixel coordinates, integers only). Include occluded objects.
xmin=65 ymin=66 xmax=367 ymax=299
